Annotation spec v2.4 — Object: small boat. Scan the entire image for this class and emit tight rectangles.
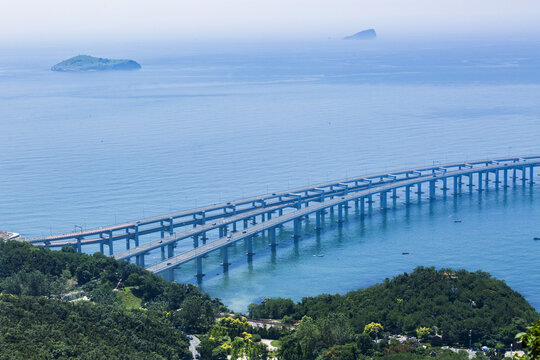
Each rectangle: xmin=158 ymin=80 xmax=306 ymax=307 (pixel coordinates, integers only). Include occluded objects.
xmin=402 ymin=252 xmax=409 ymax=255
xmin=454 ymin=220 xmax=462 ymax=223
xmin=318 ymin=254 xmax=325 ymax=257
xmin=534 ymin=237 xmax=540 ymax=240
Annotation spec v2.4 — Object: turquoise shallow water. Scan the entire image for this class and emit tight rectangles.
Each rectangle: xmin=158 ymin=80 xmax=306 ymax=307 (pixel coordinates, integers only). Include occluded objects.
xmin=0 ymin=40 xmax=538 ymax=311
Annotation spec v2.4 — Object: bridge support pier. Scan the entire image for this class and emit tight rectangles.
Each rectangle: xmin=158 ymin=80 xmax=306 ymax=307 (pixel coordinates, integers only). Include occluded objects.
xmin=453 ymin=176 xmax=459 ymax=195
xmin=243 ymin=219 xmax=248 ymax=229
xmin=134 ymin=225 xmax=139 ymax=247
xmin=367 ymin=195 xmax=373 ymax=211
xmin=405 ymin=186 xmax=411 ymax=204
xmin=495 ymin=170 xmax=500 ymax=190
xmin=504 ymin=168 xmax=509 ymax=188
xmin=484 ymin=171 xmax=489 ymax=190
xmin=99 ymin=241 xmax=104 ymax=254
xmin=360 ymin=197 xmax=365 ymax=216
xmin=293 ymin=218 xmax=301 ymax=238
xmin=269 ymin=227 xmax=277 ymax=246
xmin=468 ymin=174 xmax=474 ymax=191
xmin=478 ymin=172 xmax=483 ymax=192
xmin=380 ymin=191 xmax=387 ymax=210
xmin=136 ymin=254 xmax=145 ymax=267
xmin=522 ymin=166 xmax=527 ymax=186
xmin=221 ymin=246 xmax=230 ymax=266
xmin=193 ymin=235 xmax=199 ymax=248
xmin=232 ymin=222 xmax=237 ymax=233
xmin=168 ymin=218 xmax=174 ymax=236
xmin=167 ymin=267 xmax=177 ymax=282
xmin=167 ymin=243 xmax=175 ymax=258
xmin=513 ymin=168 xmax=517 ymax=183
xmin=76 ymin=237 xmax=82 ymax=253
xmin=429 ymin=180 xmax=436 ymax=199
xmin=416 ymin=183 xmax=422 ymax=202
xmin=161 ymin=246 xmax=166 ymax=260
xmin=315 ymin=211 xmax=322 ymax=230
xmin=246 ymin=237 xmax=254 ymax=255
xmin=442 ymin=178 xmax=448 ymax=196
xmin=196 ymin=257 xmax=204 ymax=278
xmin=337 ymin=204 xmax=344 ymax=222
xmin=530 ymin=166 xmax=535 ymax=185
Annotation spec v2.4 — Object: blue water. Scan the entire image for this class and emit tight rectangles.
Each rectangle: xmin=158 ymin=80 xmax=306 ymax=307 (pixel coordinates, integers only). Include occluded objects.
xmin=0 ymin=40 xmax=539 ymax=311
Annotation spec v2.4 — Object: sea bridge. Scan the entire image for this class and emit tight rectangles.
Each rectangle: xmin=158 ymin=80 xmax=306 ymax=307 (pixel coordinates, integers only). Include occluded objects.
xmin=21 ymin=155 xmax=539 ymax=281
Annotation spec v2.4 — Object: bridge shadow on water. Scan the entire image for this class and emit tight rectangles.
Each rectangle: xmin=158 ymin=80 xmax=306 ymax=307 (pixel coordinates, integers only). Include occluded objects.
xmin=170 ymin=183 xmax=538 ymax=312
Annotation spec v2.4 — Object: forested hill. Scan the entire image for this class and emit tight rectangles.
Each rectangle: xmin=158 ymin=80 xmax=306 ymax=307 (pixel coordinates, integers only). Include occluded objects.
xmin=0 ymin=239 xmax=225 ymax=359
xmin=249 ymin=267 xmax=539 ymax=347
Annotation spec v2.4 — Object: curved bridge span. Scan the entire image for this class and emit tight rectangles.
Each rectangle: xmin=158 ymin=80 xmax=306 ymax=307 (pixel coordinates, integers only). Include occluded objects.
xmin=21 ymin=155 xmax=539 ymax=280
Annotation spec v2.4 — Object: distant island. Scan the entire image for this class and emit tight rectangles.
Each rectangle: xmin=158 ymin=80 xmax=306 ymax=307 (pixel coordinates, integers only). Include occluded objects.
xmin=51 ymin=55 xmax=141 ymax=72
xmin=344 ymin=29 xmax=377 ymax=40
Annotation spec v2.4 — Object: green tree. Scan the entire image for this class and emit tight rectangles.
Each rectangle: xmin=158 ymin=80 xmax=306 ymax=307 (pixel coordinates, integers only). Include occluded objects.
xmin=516 ymin=320 xmax=540 ymax=360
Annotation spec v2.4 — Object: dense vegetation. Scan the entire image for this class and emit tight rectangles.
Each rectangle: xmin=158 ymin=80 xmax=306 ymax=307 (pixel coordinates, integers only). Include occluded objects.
xmin=249 ymin=267 xmax=539 ymax=359
xmin=1 ymin=239 xmax=538 ymax=360
xmin=0 ymin=239 xmax=225 ymax=359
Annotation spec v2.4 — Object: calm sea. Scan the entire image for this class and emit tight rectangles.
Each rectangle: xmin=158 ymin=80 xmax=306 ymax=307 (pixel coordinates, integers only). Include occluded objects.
xmin=0 ymin=39 xmax=539 ymax=311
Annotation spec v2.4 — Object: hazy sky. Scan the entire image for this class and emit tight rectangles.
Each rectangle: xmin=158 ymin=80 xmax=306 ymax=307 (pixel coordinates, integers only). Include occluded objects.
xmin=1 ymin=0 xmax=539 ymax=44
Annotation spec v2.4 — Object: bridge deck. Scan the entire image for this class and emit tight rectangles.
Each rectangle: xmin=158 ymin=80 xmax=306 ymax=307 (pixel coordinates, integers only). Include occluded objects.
xmin=24 ymin=155 xmax=538 ymax=244
xmin=146 ymin=158 xmax=540 ymax=274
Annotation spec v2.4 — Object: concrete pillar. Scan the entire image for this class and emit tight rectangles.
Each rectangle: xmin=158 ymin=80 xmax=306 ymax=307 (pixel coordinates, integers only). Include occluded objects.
xmin=267 ymin=211 xmax=272 ymax=220
xmin=167 ymin=243 xmax=174 ymax=258
xmin=293 ymin=218 xmax=300 ymax=238
xmin=442 ymin=178 xmax=448 ymax=196
xmin=522 ymin=166 xmax=527 ymax=186
xmin=193 ymin=235 xmax=199 ymax=248
xmin=169 ymin=218 xmax=174 ymax=235
xmin=167 ymin=267 xmax=175 ymax=282
xmin=530 ymin=166 xmax=535 ymax=185
xmin=232 ymin=222 xmax=237 ymax=233
xmin=269 ymin=227 xmax=276 ymax=246
xmin=354 ymin=199 xmax=359 ymax=209
xmin=478 ymin=172 xmax=483 ymax=192
xmin=160 ymin=220 xmax=165 ymax=238
xmin=453 ymin=176 xmax=458 ymax=195
xmin=360 ymin=197 xmax=365 ymax=215
xmin=76 ymin=237 xmax=82 ymax=253
xmin=108 ymin=232 xmax=113 ymax=255
xmin=513 ymin=168 xmax=517 ymax=183
xmin=468 ymin=174 xmax=473 ymax=190
xmin=138 ymin=254 xmax=145 ymax=267
xmin=417 ymin=183 xmax=422 ymax=201
xmin=368 ymin=195 xmax=373 ymax=211
xmin=219 ymin=226 xmax=224 ymax=238
xmin=380 ymin=191 xmax=387 ymax=209
xmin=279 ymin=209 xmax=283 ymax=216
xmin=484 ymin=171 xmax=489 ymax=190
xmin=161 ymin=246 xmax=165 ymax=260
xmin=504 ymin=168 xmax=509 ymax=188
xmin=99 ymin=241 xmax=104 ymax=254
xmin=337 ymin=204 xmax=343 ymax=222
xmin=196 ymin=257 xmax=204 ymax=277
xmin=222 ymin=246 xmax=229 ymax=266
xmin=246 ymin=237 xmax=254 ymax=255
xmin=315 ymin=211 xmax=321 ymax=230
xmin=243 ymin=219 xmax=248 ymax=229
xmin=134 ymin=225 xmax=139 ymax=247
xmin=495 ymin=170 xmax=500 ymax=190
xmin=405 ymin=186 xmax=411 ymax=203
xmin=429 ymin=180 xmax=436 ymax=199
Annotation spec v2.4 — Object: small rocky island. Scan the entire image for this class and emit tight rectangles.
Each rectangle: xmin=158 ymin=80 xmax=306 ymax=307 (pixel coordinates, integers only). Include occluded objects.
xmin=51 ymin=55 xmax=141 ymax=72
xmin=344 ymin=29 xmax=376 ymax=40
